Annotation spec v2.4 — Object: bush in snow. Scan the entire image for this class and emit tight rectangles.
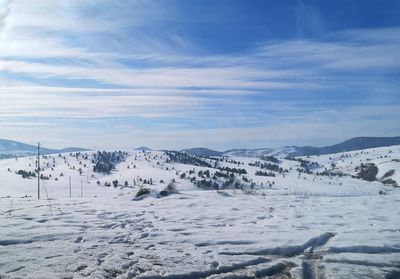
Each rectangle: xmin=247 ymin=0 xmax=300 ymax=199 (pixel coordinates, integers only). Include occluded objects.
xmin=255 ymin=170 xmax=276 ymax=177
xmin=112 ymin=180 xmax=119 ymax=188
xmin=355 ymin=163 xmax=378 ymax=181
xmin=136 ymin=185 xmax=151 ymax=197
xmin=381 ymin=178 xmax=398 ymax=187
xmin=16 ymin=170 xmax=36 ymax=179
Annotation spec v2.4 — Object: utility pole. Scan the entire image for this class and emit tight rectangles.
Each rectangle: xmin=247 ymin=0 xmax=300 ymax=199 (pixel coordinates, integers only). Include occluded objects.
xmin=37 ymin=142 xmax=40 ymax=200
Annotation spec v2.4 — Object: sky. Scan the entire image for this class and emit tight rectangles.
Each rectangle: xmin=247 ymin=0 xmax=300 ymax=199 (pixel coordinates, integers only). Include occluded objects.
xmin=0 ymin=0 xmax=399 ymax=150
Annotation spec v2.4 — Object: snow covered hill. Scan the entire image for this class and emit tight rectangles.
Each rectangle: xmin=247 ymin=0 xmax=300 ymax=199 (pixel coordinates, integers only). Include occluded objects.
xmin=0 ymin=139 xmax=89 ymax=159
xmin=303 ymin=145 xmax=400 ymax=187
xmin=181 ymin=147 xmax=223 ymax=157
xmin=223 ymin=136 xmax=400 ymax=158
xmin=224 ymin=148 xmax=275 ymax=157
xmin=0 ymin=146 xmax=399 ymax=278
xmin=0 ymin=139 xmax=56 ymax=158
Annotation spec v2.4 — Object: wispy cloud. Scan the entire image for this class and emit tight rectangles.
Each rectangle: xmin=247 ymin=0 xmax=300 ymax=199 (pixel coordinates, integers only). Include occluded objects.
xmin=0 ymin=0 xmax=399 ymax=148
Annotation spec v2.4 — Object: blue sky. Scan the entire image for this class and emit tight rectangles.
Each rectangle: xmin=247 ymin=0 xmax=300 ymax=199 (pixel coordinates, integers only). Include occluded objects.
xmin=0 ymin=0 xmax=399 ymax=150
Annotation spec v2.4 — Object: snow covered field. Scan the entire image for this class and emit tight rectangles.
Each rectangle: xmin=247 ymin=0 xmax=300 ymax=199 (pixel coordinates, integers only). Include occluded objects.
xmin=1 ymin=147 xmax=399 ymax=278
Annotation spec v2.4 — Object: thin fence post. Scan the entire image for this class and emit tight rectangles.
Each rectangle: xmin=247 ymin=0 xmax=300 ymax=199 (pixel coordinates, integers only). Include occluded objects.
xmin=37 ymin=142 xmax=40 ymax=200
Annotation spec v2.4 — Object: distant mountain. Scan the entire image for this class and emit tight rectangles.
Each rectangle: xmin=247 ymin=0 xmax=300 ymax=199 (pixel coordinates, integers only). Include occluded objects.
xmin=224 ymin=148 xmax=274 ymax=157
xmin=222 ymin=136 xmax=400 ymax=158
xmin=292 ymin=136 xmax=400 ymax=157
xmin=3 ymin=136 xmax=399 ymax=160
xmin=0 ymin=139 xmax=89 ymax=157
xmin=0 ymin=139 xmax=56 ymax=154
xmin=181 ymin=147 xmax=223 ymax=157
xmin=135 ymin=146 xmax=152 ymax=151
xmin=59 ymin=147 xmax=90 ymax=153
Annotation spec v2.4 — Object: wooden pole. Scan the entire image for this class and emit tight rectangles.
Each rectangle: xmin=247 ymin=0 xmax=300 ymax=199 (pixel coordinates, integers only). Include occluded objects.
xmin=37 ymin=142 xmax=40 ymax=200
xmin=69 ymin=176 xmax=71 ymax=198
xmin=80 ymin=179 xmax=83 ymax=198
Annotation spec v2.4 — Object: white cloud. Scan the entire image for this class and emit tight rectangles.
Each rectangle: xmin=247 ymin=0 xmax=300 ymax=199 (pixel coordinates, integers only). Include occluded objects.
xmin=0 ymin=0 xmax=399 ymax=148
xmin=3 ymin=104 xmax=399 ymax=150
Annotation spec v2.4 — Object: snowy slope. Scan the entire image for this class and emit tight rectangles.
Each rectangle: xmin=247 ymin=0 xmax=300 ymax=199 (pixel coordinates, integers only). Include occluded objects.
xmin=0 ymin=148 xmax=399 ymax=278
xmin=0 ymin=139 xmax=89 ymax=159
xmin=223 ymin=136 xmax=400 ymax=158
xmin=304 ymin=145 xmax=400 ymax=186
xmin=224 ymin=148 xmax=274 ymax=157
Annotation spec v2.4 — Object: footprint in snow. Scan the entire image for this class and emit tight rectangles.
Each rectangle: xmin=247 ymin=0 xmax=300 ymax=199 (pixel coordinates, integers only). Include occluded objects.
xmin=74 ymin=236 xmax=84 ymax=243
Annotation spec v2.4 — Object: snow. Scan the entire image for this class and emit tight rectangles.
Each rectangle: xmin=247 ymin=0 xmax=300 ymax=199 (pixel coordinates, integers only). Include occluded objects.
xmin=1 ymin=147 xmax=400 ymax=278
xmin=304 ymin=145 xmax=400 ymax=185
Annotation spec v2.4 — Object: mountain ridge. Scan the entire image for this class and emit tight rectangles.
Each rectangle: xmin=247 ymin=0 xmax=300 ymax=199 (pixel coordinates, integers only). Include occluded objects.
xmin=224 ymin=136 xmax=400 ymax=157
xmin=0 ymin=139 xmax=90 ymax=156
xmin=134 ymin=146 xmax=153 ymax=151
xmin=181 ymin=147 xmax=223 ymax=157
xmin=2 ymin=136 xmax=400 ymax=159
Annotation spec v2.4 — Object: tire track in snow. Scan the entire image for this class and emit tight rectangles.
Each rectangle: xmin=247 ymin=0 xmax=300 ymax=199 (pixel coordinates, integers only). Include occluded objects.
xmin=219 ymin=232 xmax=335 ymax=257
